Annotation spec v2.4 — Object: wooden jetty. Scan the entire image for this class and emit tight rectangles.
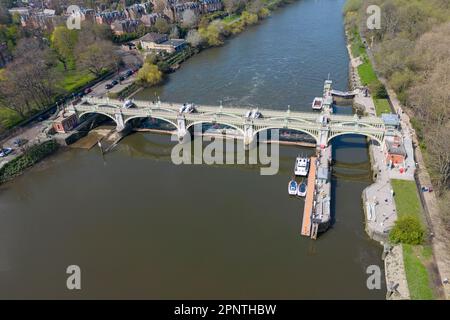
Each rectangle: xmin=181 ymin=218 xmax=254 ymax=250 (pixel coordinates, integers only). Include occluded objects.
xmin=301 ymin=156 xmax=317 ymax=236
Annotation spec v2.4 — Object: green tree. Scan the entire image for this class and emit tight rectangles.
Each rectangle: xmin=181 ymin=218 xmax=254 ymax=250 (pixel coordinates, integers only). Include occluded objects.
xmin=241 ymin=11 xmax=258 ymax=26
xmin=51 ymin=26 xmax=78 ymax=70
xmin=389 ymin=215 xmax=425 ymax=245
xmin=199 ymin=20 xmax=226 ymax=46
xmin=136 ymin=63 xmax=163 ymax=86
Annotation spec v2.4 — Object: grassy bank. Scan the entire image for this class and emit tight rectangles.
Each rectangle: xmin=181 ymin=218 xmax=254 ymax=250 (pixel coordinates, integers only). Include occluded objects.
xmin=391 ymin=180 xmax=422 ymax=219
xmin=403 ymin=244 xmax=435 ymax=300
xmin=0 ymin=140 xmax=59 ymax=184
xmin=391 ymin=179 xmax=434 ymax=299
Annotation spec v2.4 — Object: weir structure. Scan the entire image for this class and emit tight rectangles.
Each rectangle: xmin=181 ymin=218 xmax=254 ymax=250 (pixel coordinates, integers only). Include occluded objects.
xmin=66 ymin=80 xmax=400 ymax=239
xmin=68 ymin=97 xmax=394 ymax=148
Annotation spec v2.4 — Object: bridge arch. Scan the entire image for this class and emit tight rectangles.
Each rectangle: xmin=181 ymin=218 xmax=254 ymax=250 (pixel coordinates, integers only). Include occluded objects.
xmin=186 ymin=121 xmax=245 ymax=136
xmin=253 ymin=127 xmax=318 ymax=143
xmin=124 ymin=115 xmax=178 ymax=129
xmin=78 ymin=111 xmax=118 ymax=126
xmin=328 ymin=132 xmax=383 ymax=145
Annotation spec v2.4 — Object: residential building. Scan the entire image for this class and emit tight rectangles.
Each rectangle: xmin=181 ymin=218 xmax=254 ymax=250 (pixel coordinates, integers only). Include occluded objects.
xmin=111 ymin=19 xmax=142 ymax=35
xmin=140 ymin=13 xmax=164 ymax=27
xmin=200 ymin=0 xmax=223 ymax=13
xmin=139 ymin=32 xmax=187 ymax=54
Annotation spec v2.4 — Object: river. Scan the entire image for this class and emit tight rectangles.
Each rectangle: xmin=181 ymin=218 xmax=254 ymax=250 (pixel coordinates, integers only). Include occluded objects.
xmin=0 ymin=0 xmax=385 ymax=299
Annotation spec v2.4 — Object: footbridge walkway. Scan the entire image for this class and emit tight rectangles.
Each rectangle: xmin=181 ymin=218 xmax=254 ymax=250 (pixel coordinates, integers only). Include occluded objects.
xmin=68 ymin=97 xmax=395 ymax=147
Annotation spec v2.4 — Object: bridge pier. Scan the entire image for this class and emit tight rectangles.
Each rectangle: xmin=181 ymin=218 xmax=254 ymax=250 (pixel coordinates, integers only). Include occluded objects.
xmin=177 ymin=115 xmax=188 ymax=142
xmin=243 ymin=122 xmax=255 ymax=150
xmin=114 ymin=111 xmax=127 ymax=132
xmin=318 ymin=128 xmax=329 ymax=148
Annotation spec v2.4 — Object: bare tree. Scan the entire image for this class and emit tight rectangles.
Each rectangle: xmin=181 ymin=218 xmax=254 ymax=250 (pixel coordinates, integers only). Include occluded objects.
xmin=181 ymin=9 xmax=198 ymax=28
xmin=0 ymin=38 xmax=60 ymax=116
xmin=76 ymin=40 xmax=120 ymax=77
xmin=186 ymin=29 xmax=204 ymax=47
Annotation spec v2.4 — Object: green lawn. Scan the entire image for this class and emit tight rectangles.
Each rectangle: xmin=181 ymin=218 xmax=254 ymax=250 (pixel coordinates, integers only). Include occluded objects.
xmin=391 ymin=180 xmax=435 ymax=299
xmin=223 ymin=14 xmax=240 ymax=24
xmin=357 ymin=62 xmax=377 ymax=86
xmin=350 ymin=31 xmax=366 ymax=58
xmin=0 ymin=107 xmax=23 ymax=129
xmin=59 ymin=70 xmax=96 ymax=92
xmin=391 ymin=179 xmax=422 ymax=219
xmin=373 ymin=99 xmax=391 ymax=116
xmin=403 ymin=244 xmax=435 ymax=300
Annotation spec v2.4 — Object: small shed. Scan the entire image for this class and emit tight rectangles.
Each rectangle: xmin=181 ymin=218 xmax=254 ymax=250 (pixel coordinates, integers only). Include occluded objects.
xmin=381 ymin=113 xmax=400 ymax=129
xmin=53 ymin=113 xmax=78 ymax=133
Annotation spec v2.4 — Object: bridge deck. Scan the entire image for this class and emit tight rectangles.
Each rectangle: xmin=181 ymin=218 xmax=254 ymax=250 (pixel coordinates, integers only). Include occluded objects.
xmin=301 ymin=156 xmax=317 ymax=237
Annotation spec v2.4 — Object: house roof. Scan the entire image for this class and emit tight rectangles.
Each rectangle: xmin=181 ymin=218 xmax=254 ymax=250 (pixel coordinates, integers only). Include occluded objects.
xmin=163 ymin=39 xmax=187 ymax=47
xmin=385 ymin=139 xmax=406 ymax=156
xmin=140 ymin=32 xmax=168 ymax=43
xmin=381 ymin=113 xmax=400 ymax=126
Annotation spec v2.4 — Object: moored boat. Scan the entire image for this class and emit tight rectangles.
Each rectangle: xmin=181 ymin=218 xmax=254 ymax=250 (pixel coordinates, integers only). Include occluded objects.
xmin=294 ymin=156 xmax=310 ymax=177
xmin=312 ymin=97 xmax=323 ymax=110
xmin=297 ymin=182 xmax=307 ymax=197
xmin=288 ymin=180 xmax=298 ymax=195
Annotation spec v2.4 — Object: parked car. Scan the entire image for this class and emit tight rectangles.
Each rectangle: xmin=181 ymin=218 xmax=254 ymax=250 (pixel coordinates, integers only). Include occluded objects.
xmin=111 ymin=80 xmax=118 ymax=86
xmin=125 ymin=70 xmax=133 ymax=77
xmin=13 ymin=138 xmax=28 ymax=147
xmin=38 ymin=113 xmax=50 ymax=121
xmin=105 ymin=83 xmax=113 ymax=90
xmin=123 ymin=100 xmax=135 ymax=109
xmin=84 ymin=87 xmax=92 ymax=94
xmin=0 ymin=147 xmax=13 ymax=157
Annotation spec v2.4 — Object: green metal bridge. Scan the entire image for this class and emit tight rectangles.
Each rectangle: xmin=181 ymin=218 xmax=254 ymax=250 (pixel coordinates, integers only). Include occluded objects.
xmin=68 ymin=97 xmax=396 ymax=146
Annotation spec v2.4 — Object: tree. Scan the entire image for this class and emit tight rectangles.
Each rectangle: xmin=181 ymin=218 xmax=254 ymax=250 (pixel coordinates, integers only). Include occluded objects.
xmin=241 ymin=11 xmax=258 ymax=26
xmin=0 ymin=38 xmax=60 ymax=117
xmin=181 ymin=9 xmax=198 ymax=29
xmin=136 ymin=63 xmax=163 ymax=86
xmin=154 ymin=18 xmax=170 ymax=34
xmin=153 ymin=0 xmax=168 ymax=13
xmin=199 ymin=20 xmax=226 ymax=47
xmin=169 ymin=26 xmax=180 ymax=39
xmin=223 ymin=0 xmax=247 ymax=14
xmin=389 ymin=215 xmax=425 ymax=245
xmin=186 ymin=29 xmax=204 ymax=48
xmin=76 ymin=40 xmax=119 ymax=77
xmin=51 ymin=26 xmax=78 ymax=70
xmin=425 ymin=123 xmax=450 ymax=193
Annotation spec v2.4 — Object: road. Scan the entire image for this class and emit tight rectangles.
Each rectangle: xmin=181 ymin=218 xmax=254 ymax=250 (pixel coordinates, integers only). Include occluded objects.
xmin=0 ymin=48 xmax=143 ymax=168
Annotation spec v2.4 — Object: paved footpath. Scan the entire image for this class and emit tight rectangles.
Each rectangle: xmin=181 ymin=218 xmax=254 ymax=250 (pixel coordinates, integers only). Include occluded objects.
xmin=362 ymin=39 xmax=450 ymax=299
xmin=347 ymin=42 xmax=410 ymax=299
xmin=387 ymin=87 xmax=450 ymax=300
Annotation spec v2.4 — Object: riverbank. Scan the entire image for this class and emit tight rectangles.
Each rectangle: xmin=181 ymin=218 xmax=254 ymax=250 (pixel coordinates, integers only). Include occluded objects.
xmin=344 ymin=17 xmax=444 ymax=299
xmin=125 ymin=0 xmax=300 ymax=97
xmin=0 ymin=139 xmax=59 ymax=185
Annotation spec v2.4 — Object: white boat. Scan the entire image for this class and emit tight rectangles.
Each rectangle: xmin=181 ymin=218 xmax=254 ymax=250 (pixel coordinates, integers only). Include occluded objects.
xmin=312 ymin=97 xmax=323 ymax=110
xmin=294 ymin=156 xmax=310 ymax=177
xmin=288 ymin=180 xmax=298 ymax=195
xmin=297 ymin=182 xmax=307 ymax=197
